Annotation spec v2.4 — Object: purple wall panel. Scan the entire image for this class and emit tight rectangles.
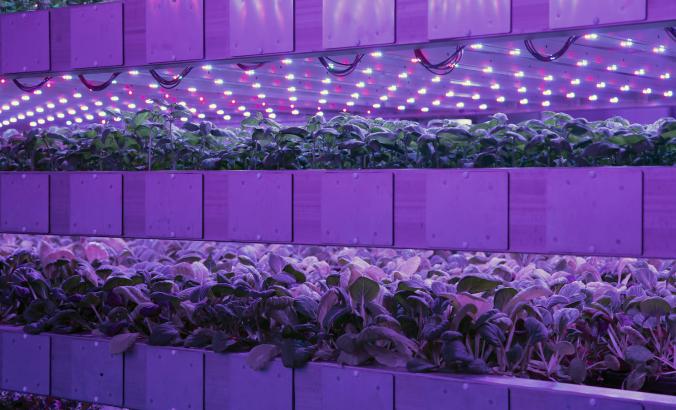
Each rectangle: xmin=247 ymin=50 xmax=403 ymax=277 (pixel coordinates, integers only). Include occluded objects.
xmin=0 ymin=329 xmax=50 ymax=396
xmin=509 ymin=169 xmax=547 ymax=253
xmin=395 ymin=170 xmax=508 ymax=250
xmin=510 ymin=387 xmax=642 ymax=410
xmin=546 ymin=168 xmax=642 ymax=255
xmin=205 ymin=0 xmax=230 ymax=59
xmin=124 ymin=173 xmax=203 ymax=239
xmin=204 ymin=172 xmax=292 ymax=242
xmin=124 ymin=344 xmax=203 ymax=410
xmin=296 ymin=363 xmax=393 ymax=410
xmin=50 ymin=173 xmax=122 ymax=236
xmin=51 ymin=336 xmax=123 ymax=406
xmin=229 ymin=0 xmax=294 ymax=56
xmin=70 ymin=2 xmax=124 ymax=69
xmin=396 ymin=373 xmax=508 ymax=410
xmin=511 ymin=0 xmax=549 ymax=34
xmin=205 ymin=353 xmax=292 ymax=410
xmin=549 ymin=0 xmax=646 ymax=29
xmin=323 ymin=0 xmax=395 ymax=48
xmin=429 ymin=0 xmax=512 ymax=39
xmin=294 ymin=171 xmax=393 ymax=246
xmin=0 ymin=11 xmax=50 ymax=73
xmin=49 ymin=8 xmax=71 ymax=72
xmin=510 ymin=168 xmax=642 ymax=256
xmin=295 ymin=0 xmax=322 ymax=52
xmin=0 ymin=173 xmax=49 ymax=234
xmin=124 ymin=0 xmax=146 ymax=66
xmin=396 ymin=0 xmax=428 ymax=44
xmin=146 ymin=0 xmax=204 ymax=63
xmin=643 ymin=168 xmax=676 ymax=258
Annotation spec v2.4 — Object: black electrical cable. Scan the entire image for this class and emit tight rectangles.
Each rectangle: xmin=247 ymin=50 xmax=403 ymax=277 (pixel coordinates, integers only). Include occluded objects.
xmin=236 ymin=62 xmax=266 ymax=71
xmin=12 ymin=77 xmax=51 ymax=93
xmin=78 ymin=72 xmax=121 ymax=91
xmin=149 ymin=66 xmax=193 ymax=89
xmin=318 ymin=54 xmax=365 ymax=77
xmin=413 ymin=45 xmax=465 ymax=75
xmin=524 ymin=35 xmax=580 ymax=62
xmin=666 ymin=27 xmax=676 ymax=42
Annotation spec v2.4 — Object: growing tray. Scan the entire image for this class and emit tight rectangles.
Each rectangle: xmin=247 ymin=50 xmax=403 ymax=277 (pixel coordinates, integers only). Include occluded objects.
xmin=0 ymin=327 xmax=673 ymax=410
xmin=0 ymin=167 xmax=675 ymax=258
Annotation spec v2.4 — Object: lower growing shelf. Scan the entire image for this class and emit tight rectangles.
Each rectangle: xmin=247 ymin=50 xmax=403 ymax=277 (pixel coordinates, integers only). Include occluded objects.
xmin=0 ymin=327 xmax=673 ymax=410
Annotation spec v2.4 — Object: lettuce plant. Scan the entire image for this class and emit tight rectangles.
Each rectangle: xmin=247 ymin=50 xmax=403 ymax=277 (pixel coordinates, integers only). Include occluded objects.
xmin=0 ymin=235 xmax=674 ymax=394
xmin=1 ymin=111 xmax=675 ymax=171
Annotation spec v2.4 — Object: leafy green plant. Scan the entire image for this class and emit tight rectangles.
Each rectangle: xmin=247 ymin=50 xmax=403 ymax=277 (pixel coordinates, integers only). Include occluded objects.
xmin=0 ymin=0 xmax=104 ymax=14
xmin=1 ymin=111 xmax=675 ymax=171
xmin=0 ymin=235 xmax=674 ymax=394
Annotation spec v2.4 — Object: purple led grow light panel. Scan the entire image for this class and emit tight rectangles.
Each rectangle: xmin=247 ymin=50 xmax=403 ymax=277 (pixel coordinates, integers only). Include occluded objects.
xmin=229 ymin=0 xmax=294 ymax=56
xmin=550 ymin=0 xmax=647 ymax=29
xmin=428 ymin=0 xmax=512 ymax=40
xmin=296 ymin=363 xmax=394 ymax=410
xmin=0 ymin=173 xmax=49 ymax=234
xmin=51 ymin=336 xmax=124 ymax=406
xmin=124 ymin=344 xmax=204 ymax=410
xmin=0 ymin=11 xmax=50 ymax=74
xmin=395 ymin=170 xmax=508 ymax=250
xmin=323 ymin=0 xmax=395 ymax=49
xmin=205 ymin=353 xmax=292 ymax=410
xmin=70 ymin=2 xmax=124 ymax=69
xmin=50 ymin=173 xmax=123 ymax=236
xmin=146 ymin=0 xmax=204 ymax=63
xmin=396 ymin=373 xmax=508 ymax=410
xmin=124 ymin=172 xmax=203 ymax=239
xmin=204 ymin=172 xmax=293 ymax=242
xmin=0 ymin=26 xmax=673 ymax=129
xmin=294 ymin=171 xmax=393 ymax=246
xmin=0 ymin=329 xmax=50 ymax=396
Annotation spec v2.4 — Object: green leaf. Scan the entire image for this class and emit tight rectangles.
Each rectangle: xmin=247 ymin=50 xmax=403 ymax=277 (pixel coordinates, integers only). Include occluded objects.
xmin=349 ymin=276 xmax=380 ymax=303
xmin=457 ymin=275 xmax=501 ymax=293
xmin=110 ymin=333 xmax=139 ymax=355
xmin=625 ymin=345 xmax=653 ymax=366
xmin=246 ymin=344 xmax=280 ymax=371
xmin=567 ymin=357 xmax=586 ymax=384
xmin=639 ymin=296 xmax=671 ymax=318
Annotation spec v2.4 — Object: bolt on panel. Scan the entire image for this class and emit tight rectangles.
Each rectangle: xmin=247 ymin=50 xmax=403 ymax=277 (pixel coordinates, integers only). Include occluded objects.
xmin=70 ymin=2 xmax=124 ymax=69
xmin=205 ymin=353 xmax=292 ymax=410
xmin=229 ymin=0 xmax=295 ymax=56
xmin=428 ymin=0 xmax=511 ymax=40
xmin=51 ymin=335 xmax=124 ymax=406
xmin=0 ymin=173 xmax=49 ymax=234
xmin=323 ymin=0 xmax=395 ymax=49
xmin=550 ymin=0 xmax=646 ymax=29
xmin=50 ymin=173 xmax=123 ymax=236
xmin=0 ymin=11 xmax=50 ymax=73
xmin=0 ymin=329 xmax=50 ymax=396
xmin=124 ymin=344 xmax=204 ymax=410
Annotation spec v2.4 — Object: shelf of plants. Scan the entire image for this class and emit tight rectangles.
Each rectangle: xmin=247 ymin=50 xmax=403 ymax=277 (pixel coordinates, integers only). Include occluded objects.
xmin=0 ymin=0 xmax=674 ymax=409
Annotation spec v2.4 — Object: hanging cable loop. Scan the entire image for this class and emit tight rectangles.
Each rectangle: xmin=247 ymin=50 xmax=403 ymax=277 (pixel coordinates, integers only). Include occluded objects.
xmin=318 ymin=54 xmax=365 ymax=77
xmin=12 ymin=77 xmax=51 ymax=93
xmin=78 ymin=72 xmax=121 ymax=91
xmin=524 ymin=35 xmax=580 ymax=62
xmin=149 ymin=66 xmax=193 ymax=89
xmin=413 ymin=45 xmax=465 ymax=75
xmin=666 ymin=27 xmax=676 ymax=42
xmin=236 ymin=62 xmax=266 ymax=71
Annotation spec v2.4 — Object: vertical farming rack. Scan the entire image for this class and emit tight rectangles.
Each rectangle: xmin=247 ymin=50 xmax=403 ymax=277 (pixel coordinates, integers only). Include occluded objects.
xmin=0 ymin=0 xmax=674 ymax=409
